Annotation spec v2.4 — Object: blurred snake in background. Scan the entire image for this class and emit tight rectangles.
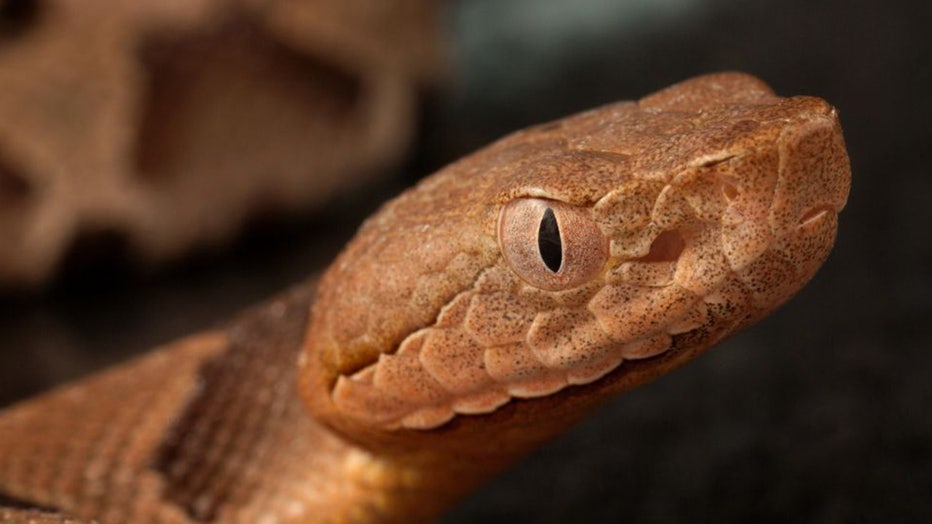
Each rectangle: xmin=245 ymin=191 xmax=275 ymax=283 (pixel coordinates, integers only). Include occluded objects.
xmin=0 ymin=73 xmax=851 ymax=523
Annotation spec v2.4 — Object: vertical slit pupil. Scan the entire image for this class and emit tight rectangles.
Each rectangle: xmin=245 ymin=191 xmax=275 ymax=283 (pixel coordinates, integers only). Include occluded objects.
xmin=538 ymin=207 xmax=562 ymax=273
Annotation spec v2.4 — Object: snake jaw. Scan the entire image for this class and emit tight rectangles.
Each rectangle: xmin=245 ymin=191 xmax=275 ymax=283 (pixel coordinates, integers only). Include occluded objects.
xmin=301 ymin=73 xmax=850 ymax=441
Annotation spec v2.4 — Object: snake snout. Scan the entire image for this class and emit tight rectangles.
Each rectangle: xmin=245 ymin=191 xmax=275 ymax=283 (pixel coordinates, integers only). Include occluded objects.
xmin=772 ymin=111 xmax=851 ymax=235
xmin=716 ymin=111 xmax=850 ymax=311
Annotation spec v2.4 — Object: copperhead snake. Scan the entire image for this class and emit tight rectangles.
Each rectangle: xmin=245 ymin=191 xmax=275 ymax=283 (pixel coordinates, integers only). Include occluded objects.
xmin=0 ymin=72 xmax=851 ymax=523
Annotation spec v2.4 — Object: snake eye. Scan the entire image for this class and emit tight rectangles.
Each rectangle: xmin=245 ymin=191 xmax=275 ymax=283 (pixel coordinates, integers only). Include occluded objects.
xmin=499 ymin=198 xmax=608 ymax=291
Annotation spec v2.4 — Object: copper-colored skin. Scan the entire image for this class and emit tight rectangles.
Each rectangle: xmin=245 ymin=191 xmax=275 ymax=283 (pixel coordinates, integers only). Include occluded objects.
xmin=0 ymin=73 xmax=851 ymax=523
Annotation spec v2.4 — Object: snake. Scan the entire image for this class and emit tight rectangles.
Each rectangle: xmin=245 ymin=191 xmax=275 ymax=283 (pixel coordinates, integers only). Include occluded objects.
xmin=0 ymin=72 xmax=851 ymax=523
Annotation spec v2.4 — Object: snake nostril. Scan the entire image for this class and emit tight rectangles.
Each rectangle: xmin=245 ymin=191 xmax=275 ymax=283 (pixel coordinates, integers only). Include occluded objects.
xmin=721 ymin=181 xmax=739 ymax=202
xmin=637 ymin=230 xmax=685 ymax=263
xmin=799 ymin=206 xmax=832 ymax=226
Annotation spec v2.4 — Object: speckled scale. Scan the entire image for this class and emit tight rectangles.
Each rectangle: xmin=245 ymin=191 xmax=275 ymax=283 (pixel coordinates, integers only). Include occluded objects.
xmin=771 ymin=208 xmax=838 ymax=283
xmin=667 ymin=301 xmax=711 ymax=335
xmin=418 ymin=328 xmax=494 ymax=395
xmin=721 ymin=209 xmax=774 ymax=271
xmin=651 ymin=184 xmax=695 ymax=230
xmin=674 ymin=166 xmax=730 ymax=222
xmin=527 ymin=308 xmax=616 ymax=369
xmin=372 ymin=349 xmax=448 ymax=406
xmin=589 ymin=283 xmax=698 ymax=342
xmin=567 ymin=352 xmax=624 ymax=385
xmin=674 ymin=227 xmax=731 ymax=295
xmin=609 ymin=224 xmax=662 ymax=259
xmin=718 ymin=144 xmax=781 ymax=216
xmin=484 ymin=342 xmax=552 ymax=383
xmin=464 ymin=292 xmax=536 ymax=346
xmin=592 ymin=179 xmax=666 ymax=234
xmin=332 ymin=375 xmax=413 ymax=425
xmin=736 ymin=249 xmax=799 ymax=308
xmin=608 ymin=260 xmax=677 ymax=287
xmin=451 ymin=390 xmax=510 ymax=415
xmin=619 ymin=333 xmax=672 ymax=360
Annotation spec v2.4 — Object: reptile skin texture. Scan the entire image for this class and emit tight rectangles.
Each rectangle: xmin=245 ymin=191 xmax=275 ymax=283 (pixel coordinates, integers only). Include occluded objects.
xmin=0 ymin=73 xmax=851 ymax=523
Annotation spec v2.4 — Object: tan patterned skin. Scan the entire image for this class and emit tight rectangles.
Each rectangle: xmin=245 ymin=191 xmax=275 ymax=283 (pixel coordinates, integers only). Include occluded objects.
xmin=0 ymin=73 xmax=851 ymax=523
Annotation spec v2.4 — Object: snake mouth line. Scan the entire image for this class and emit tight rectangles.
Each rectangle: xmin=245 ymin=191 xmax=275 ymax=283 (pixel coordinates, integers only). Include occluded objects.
xmin=327 ymin=263 xmax=499 ymax=385
xmin=329 ymin=267 xmax=744 ymax=431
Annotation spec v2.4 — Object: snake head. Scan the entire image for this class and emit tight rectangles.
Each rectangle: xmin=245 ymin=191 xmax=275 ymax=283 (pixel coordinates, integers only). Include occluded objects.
xmin=299 ymin=73 xmax=850 ymax=455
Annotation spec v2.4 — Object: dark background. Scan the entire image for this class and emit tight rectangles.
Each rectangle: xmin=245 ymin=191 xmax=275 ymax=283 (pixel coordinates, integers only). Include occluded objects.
xmin=2 ymin=0 xmax=930 ymax=522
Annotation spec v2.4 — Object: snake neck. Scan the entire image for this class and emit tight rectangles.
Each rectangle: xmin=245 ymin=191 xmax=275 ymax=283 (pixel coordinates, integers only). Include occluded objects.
xmin=0 ymin=278 xmax=619 ymax=523
xmin=149 ymin=282 xmax=506 ymax=523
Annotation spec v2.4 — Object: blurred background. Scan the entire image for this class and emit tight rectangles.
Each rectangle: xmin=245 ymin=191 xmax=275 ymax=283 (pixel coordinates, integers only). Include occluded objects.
xmin=0 ymin=0 xmax=929 ymax=522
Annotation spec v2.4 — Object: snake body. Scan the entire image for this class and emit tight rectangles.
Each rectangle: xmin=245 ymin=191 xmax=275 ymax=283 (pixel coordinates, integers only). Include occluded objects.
xmin=0 ymin=73 xmax=851 ymax=523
